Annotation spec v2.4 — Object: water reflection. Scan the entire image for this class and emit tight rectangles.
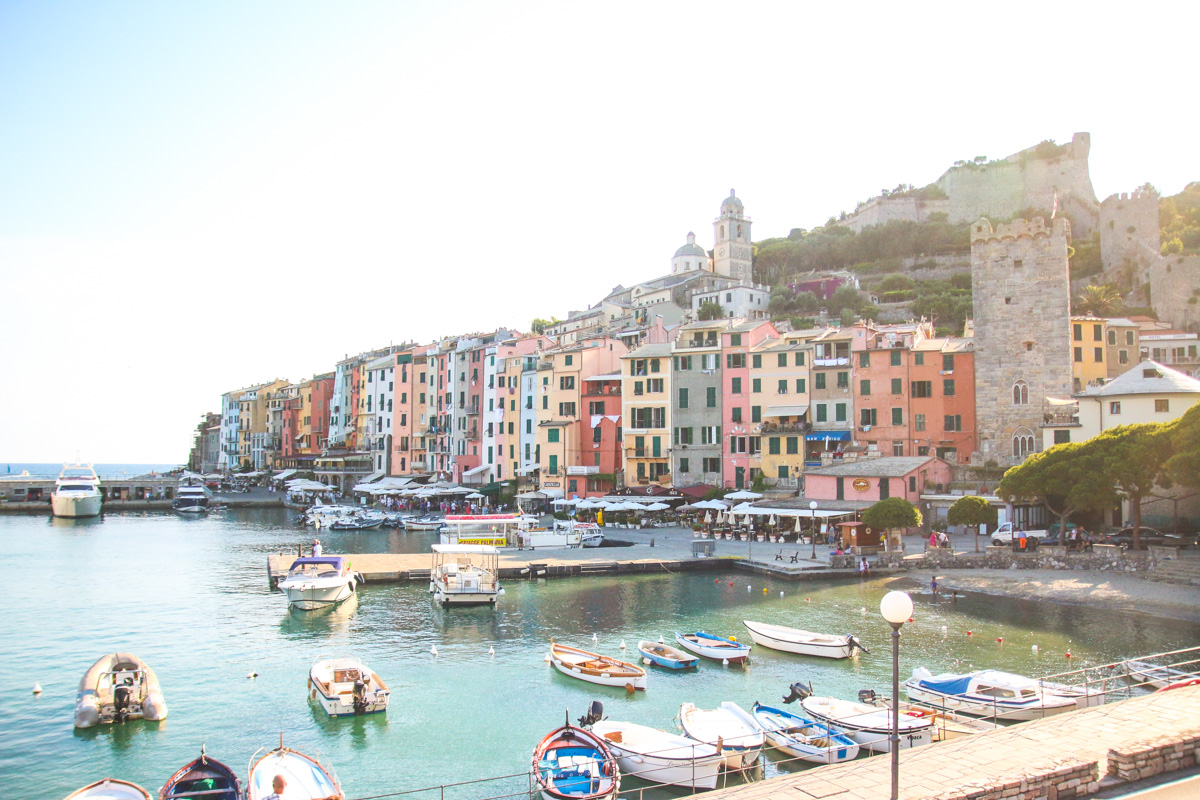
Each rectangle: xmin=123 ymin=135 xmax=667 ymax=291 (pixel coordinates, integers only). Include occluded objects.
xmin=47 ymin=515 xmax=104 ymax=532
xmin=279 ymin=594 xmax=360 ymax=638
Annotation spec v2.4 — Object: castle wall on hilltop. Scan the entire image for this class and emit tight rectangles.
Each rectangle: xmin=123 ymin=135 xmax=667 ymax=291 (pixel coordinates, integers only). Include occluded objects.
xmin=970 ymin=216 xmax=1074 ymax=467
xmin=1149 ymin=255 xmax=1200 ymax=333
xmin=1099 ymin=189 xmax=1161 ymax=279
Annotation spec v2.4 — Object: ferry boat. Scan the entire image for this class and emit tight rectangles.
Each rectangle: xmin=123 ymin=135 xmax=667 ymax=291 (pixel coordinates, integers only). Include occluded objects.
xmin=429 ymin=544 xmax=503 ymax=606
xmin=51 ymin=464 xmax=103 ymax=518
xmin=172 ymin=478 xmax=211 ymax=514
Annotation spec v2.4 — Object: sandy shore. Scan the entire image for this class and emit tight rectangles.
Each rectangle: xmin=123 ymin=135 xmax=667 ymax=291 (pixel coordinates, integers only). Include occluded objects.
xmin=887 ymin=568 xmax=1200 ymax=623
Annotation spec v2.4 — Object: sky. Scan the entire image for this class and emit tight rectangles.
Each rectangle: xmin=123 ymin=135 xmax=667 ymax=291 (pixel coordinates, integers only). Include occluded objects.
xmin=2 ymin=1 xmax=1198 ymax=463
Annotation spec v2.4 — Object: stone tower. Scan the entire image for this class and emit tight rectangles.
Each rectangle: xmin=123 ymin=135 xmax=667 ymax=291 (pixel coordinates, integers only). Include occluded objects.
xmin=970 ymin=217 xmax=1074 ymax=466
xmin=713 ymin=189 xmax=753 ymax=282
xmin=1099 ymin=188 xmax=1161 ymax=289
xmin=671 ymin=231 xmax=710 ymax=275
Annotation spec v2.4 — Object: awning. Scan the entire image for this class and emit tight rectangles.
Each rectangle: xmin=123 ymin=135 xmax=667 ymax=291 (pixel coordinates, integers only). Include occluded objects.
xmin=540 ymin=488 xmax=565 ymax=499
xmin=584 ymin=373 xmax=622 ymax=381
xmin=463 ymin=464 xmax=491 ymax=477
xmin=1046 ymin=397 xmax=1078 ymax=406
xmin=765 ymin=405 xmax=809 ymax=418
xmin=515 ymin=490 xmax=547 ymax=500
xmin=272 ymin=469 xmax=298 ymax=482
xmin=515 ymin=465 xmax=540 ymax=475
xmin=357 ymin=469 xmax=385 ymax=484
xmin=805 ymin=431 xmax=851 ymax=441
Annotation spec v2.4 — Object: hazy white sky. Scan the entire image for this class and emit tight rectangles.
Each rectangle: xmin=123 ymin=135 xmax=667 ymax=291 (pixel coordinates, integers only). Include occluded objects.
xmin=2 ymin=1 xmax=1197 ymax=463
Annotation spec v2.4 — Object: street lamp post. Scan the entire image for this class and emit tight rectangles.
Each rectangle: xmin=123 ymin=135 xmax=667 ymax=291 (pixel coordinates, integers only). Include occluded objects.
xmin=809 ymin=500 xmax=818 ymax=560
xmin=880 ymin=590 xmax=914 ymax=800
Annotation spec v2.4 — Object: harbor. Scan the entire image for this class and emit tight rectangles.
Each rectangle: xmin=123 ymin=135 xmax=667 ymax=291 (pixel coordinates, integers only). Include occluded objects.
xmin=5 ymin=505 xmax=1200 ymax=800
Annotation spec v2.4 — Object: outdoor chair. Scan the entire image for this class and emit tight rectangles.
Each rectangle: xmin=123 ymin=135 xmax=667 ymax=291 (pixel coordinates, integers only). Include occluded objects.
xmin=775 ymin=549 xmax=784 ymax=561
xmin=789 ymin=552 xmax=799 ymax=563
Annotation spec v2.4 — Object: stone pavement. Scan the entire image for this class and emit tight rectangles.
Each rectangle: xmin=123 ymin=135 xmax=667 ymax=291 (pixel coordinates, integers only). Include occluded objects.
xmin=697 ymin=684 xmax=1200 ymax=800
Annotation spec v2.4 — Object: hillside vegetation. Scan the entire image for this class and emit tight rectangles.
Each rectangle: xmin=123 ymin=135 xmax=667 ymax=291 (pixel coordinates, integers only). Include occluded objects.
xmin=1161 ymin=181 xmax=1200 ymax=255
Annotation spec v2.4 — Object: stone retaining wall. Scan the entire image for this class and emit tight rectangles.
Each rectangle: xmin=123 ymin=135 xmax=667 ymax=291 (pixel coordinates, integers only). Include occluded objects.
xmin=935 ymin=759 xmax=1099 ymax=800
xmin=1107 ymin=730 xmax=1200 ymax=783
xmin=842 ymin=546 xmax=1155 ymax=574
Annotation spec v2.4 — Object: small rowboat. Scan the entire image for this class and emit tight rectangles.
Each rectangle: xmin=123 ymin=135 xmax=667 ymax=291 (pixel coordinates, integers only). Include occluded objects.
xmin=742 ymin=620 xmax=868 ymax=659
xmin=637 ymin=640 xmax=698 ymax=670
xmin=799 ymin=694 xmax=934 ymax=753
xmin=64 ymin=780 xmax=151 ymax=800
xmin=159 ymin=747 xmax=241 ymax=800
xmin=548 ymin=641 xmax=647 ymax=691
xmin=674 ymin=631 xmax=750 ymax=665
xmin=1121 ymin=658 xmax=1200 ymax=690
xmin=246 ymin=745 xmax=343 ymax=800
xmin=677 ymin=701 xmax=764 ymax=770
xmin=532 ymin=714 xmax=620 ymax=800
xmin=592 ymin=720 xmax=723 ymax=789
xmin=749 ymin=702 xmax=859 ymax=764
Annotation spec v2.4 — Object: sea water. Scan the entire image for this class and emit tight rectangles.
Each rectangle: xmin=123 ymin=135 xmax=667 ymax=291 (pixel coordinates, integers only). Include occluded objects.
xmin=2 ymin=507 xmax=1197 ymax=800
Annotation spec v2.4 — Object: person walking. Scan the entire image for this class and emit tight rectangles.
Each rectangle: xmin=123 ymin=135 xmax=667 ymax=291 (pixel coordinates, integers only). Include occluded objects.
xmin=312 ymin=538 xmax=322 ymax=557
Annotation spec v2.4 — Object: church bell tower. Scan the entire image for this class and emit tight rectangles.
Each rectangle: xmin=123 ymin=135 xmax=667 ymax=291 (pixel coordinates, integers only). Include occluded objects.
xmin=713 ymin=189 xmax=752 ymax=282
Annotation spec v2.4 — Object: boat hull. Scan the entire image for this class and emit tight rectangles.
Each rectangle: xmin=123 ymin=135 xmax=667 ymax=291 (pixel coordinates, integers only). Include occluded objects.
xmin=678 ymin=702 xmax=764 ymax=771
xmin=636 ymin=641 xmax=698 ymax=670
xmin=549 ymin=644 xmax=647 ymax=690
xmin=159 ymin=752 xmax=241 ymax=800
xmin=172 ymin=498 xmax=209 ymax=514
xmin=309 ymin=660 xmax=389 ymax=717
xmin=904 ymin=683 xmax=1077 ymax=721
xmin=282 ymin=580 xmax=355 ymax=611
xmin=674 ymin=632 xmax=750 ymax=664
xmin=532 ymin=724 xmax=620 ymax=800
xmin=74 ymin=653 xmax=167 ymax=728
xmin=800 ymin=697 xmax=932 ymax=753
xmin=751 ymin=703 xmax=860 ymax=764
xmin=246 ymin=748 xmax=342 ymax=800
xmin=52 ymin=493 xmax=103 ymax=518
xmin=592 ymin=721 xmax=722 ymax=789
xmin=65 ymin=779 xmax=152 ymax=799
xmin=433 ymin=585 xmax=499 ymax=606
xmin=741 ymin=621 xmax=857 ymax=659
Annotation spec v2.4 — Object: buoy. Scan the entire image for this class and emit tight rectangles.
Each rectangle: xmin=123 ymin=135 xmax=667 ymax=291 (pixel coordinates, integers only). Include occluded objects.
xmin=625 ymin=683 xmax=635 ymax=694
xmin=966 ymin=631 xmax=973 ymax=637
xmin=544 ymin=652 xmax=552 ymax=663
xmin=908 ymin=617 xmax=914 ymax=623
xmin=592 ymin=633 xmax=598 ymax=643
xmin=247 ymin=672 xmax=258 ymax=680
xmin=643 ymin=658 xmax=651 ymax=666
xmin=780 ymin=591 xmax=785 ymax=598
xmin=715 ymin=578 xmax=719 ymax=583
xmin=997 ymin=637 xmax=1004 ymax=644
xmin=489 ymin=646 xmax=495 ymax=657
xmin=722 ymin=658 xmax=730 ymax=666
xmin=1032 ymin=644 xmax=1039 ymax=653
xmin=860 ymin=607 xmax=867 ymax=614
xmin=763 ymin=588 xmax=768 ymax=594
xmin=658 ymin=636 xmax=664 ymax=644
xmin=32 ymin=683 xmax=42 ymax=695
xmin=747 ymin=585 xmax=751 ymax=593
xmin=941 ymin=625 xmax=947 ymax=633
xmin=1065 ymin=650 xmax=1072 ymax=659
xmin=729 ymin=582 xmax=734 ymax=587
xmin=619 ymin=640 xmax=626 ymax=650
xmin=430 ymin=645 xmax=438 ymax=657
xmin=805 ymin=598 xmax=811 ymax=603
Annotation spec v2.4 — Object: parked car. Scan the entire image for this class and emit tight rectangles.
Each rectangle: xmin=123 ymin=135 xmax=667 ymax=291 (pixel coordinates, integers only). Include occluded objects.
xmin=1100 ymin=528 xmax=1196 ymax=549
xmin=1045 ymin=521 xmax=1080 ymax=539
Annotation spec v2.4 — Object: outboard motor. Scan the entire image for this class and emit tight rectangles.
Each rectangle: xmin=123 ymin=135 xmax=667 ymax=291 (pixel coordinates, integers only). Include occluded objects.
xmin=353 ymin=677 xmax=367 ymax=715
xmin=113 ymin=677 xmax=133 ymax=722
xmin=577 ymin=700 xmax=604 ymax=728
xmin=848 ymin=635 xmax=870 ymax=655
xmin=782 ymin=680 xmax=813 ymax=705
xmin=857 ymin=688 xmax=878 ymax=705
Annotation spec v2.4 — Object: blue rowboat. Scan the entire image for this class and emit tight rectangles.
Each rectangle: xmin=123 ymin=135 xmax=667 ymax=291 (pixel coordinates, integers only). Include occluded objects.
xmin=675 ymin=631 xmax=751 ymax=665
xmin=637 ymin=640 xmax=698 ymax=670
xmin=750 ymin=702 xmax=860 ymax=764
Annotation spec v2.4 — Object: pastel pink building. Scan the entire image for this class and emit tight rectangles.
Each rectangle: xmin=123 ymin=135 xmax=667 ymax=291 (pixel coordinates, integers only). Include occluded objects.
xmin=803 ymin=456 xmax=952 ymax=504
xmin=721 ymin=320 xmax=779 ymax=488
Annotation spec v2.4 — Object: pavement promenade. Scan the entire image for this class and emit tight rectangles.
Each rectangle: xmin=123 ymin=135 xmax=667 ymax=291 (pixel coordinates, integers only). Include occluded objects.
xmin=700 ymin=684 xmax=1200 ymax=800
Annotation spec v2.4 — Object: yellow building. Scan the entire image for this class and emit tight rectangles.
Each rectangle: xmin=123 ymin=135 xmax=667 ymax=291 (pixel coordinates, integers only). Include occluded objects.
xmin=1071 ymin=316 xmax=1108 ymax=391
xmin=749 ymin=332 xmax=814 ymax=488
xmin=621 ymin=342 xmax=673 ymax=487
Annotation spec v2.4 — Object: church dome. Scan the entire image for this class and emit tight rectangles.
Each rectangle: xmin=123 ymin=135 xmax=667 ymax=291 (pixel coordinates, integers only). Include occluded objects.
xmin=673 ymin=231 xmax=707 ymax=258
xmin=721 ymin=189 xmax=744 ymax=213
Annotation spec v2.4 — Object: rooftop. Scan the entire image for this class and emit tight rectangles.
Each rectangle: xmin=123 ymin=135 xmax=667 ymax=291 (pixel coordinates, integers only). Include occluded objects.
xmin=1081 ymin=360 xmax=1200 ymax=397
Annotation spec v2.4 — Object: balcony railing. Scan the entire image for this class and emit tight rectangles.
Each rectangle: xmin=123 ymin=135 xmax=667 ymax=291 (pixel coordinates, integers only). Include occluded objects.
xmin=678 ymin=338 xmax=719 ymax=349
xmin=755 ymin=421 xmax=812 ymax=434
xmin=1041 ymin=411 xmax=1081 ymax=427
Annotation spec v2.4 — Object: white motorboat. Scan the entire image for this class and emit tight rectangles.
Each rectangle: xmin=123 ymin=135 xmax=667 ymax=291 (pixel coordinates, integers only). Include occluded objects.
xmin=749 ymin=702 xmax=860 ymax=764
xmin=304 ymin=504 xmax=354 ymax=527
xmin=430 ymin=544 xmax=503 ymax=606
xmin=741 ymin=620 xmax=868 ymax=659
xmin=328 ymin=511 xmax=386 ymax=530
xmin=559 ymin=520 xmax=604 ymax=547
xmin=172 ymin=479 xmax=211 ymax=514
xmin=548 ymin=641 xmax=647 ymax=691
xmin=857 ymin=689 xmax=1001 ymax=741
xmin=592 ymin=720 xmax=723 ymax=789
xmin=51 ymin=464 xmax=103 ymax=518
xmin=677 ymin=701 xmax=764 ymax=770
xmin=405 ymin=515 xmax=447 ymax=531
xmin=246 ymin=745 xmax=343 ymax=800
xmin=791 ymin=687 xmax=932 ymax=753
xmin=277 ymin=556 xmax=362 ymax=611
xmin=74 ymin=653 xmax=168 ymax=728
xmin=1120 ymin=658 xmax=1200 ymax=690
xmin=63 ymin=779 xmax=151 ymax=799
xmin=905 ymin=667 xmax=1092 ymax=721
xmin=308 ymin=655 xmax=389 ymax=717
xmin=674 ymin=631 xmax=751 ymax=665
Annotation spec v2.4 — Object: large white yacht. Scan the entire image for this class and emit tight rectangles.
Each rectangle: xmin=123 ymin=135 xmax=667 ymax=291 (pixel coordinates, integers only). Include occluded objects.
xmin=51 ymin=464 xmax=103 ymax=518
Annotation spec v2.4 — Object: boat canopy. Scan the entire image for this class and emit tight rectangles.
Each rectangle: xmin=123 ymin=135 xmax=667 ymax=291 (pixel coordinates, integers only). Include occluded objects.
xmin=917 ymin=675 xmax=974 ymax=694
xmin=288 ymin=556 xmax=347 ymax=570
xmin=431 ymin=544 xmax=499 ymax=555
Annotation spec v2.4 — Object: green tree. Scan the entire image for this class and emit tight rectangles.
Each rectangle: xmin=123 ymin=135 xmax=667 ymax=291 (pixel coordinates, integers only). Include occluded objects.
xmin=828 ymin=285 xmax=867 ymax=315
xmin=997 ymin=441 xmax=1116 ymax=544
xmin=1094 ymin=424 xmax=1174 ymax=550
xmin=1165 ymin=404 xmax=1200 ymax=490
xmin=862 ymin=497 xmax=922 ymax=550
xmin=1073 ymin=284 xmax=1124 ymax=317
xmin=790 ymin=316 xmax=816 ymax=330
xmin=530 ymin=317 xmax=561 ymax=335
xmin=947 ymin=495 xmax=998 ymax=553
xmin=697 ymin=300 xmax=725 ymax=321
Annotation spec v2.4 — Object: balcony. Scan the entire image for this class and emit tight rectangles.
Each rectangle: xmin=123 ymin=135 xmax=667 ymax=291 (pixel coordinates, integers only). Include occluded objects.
xmin=679 ymin=336 xmax=719 ymax=349
xmin=755 ymin=421 xmax=812 ymax=434
xmin=1041 ymin=410 xmax=1081 ymax=427
xmin=466 ymin=404 xmax=480 ymax=415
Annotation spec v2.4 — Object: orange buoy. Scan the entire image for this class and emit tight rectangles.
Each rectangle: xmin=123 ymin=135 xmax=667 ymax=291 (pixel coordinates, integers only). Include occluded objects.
xmin=997 ymin=637 xmax=1004 ymax=644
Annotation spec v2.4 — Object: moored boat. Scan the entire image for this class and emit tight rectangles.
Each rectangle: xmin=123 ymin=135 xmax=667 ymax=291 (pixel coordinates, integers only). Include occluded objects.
xmin=328 ymin=511 xmax=386 ymax=530
xmin=857 ymin=689 xmax=1001 ymax=741
xmin=1120 ymin=658 xmax=1200 ymax=690
xmin=790 ymin=685 xmax=932 ymax=753
xmin=592 ymin=719 xmax=722 ymax=789
xmin=637 ymin=640 xmax=698 ymax=670
xmin=405 ymin=515 xmax=447 ymax=531
xmin=246 ymin=745 xmax=343 ymax=800
xmin=51 ymin=464 xmax=103 ymax=518
xmin=741 ymin=620 xmax=867 ymax=659
xmin=904 ymin=667 xmax=1087 ymax=721
xmin=277 ymin=556 xmax=362 ymax=611
xmin=749 ymin=702 xmax=860 ymax=764
xmin=309 ymin=655 xmax=389 ymax=717
xmin=64 ymin=780 xmax=151 ymax=800
xmin=548 ymin=640 xmax=647 ymax=691
xmin=531 ymin=709 xmax=620 ymax=800
xmin=677 ymin=701 xmax=764 ymax=770
xmin=172 ymin=479 xmax=211 ymax=514
xmin=430 ymin=544 xmax=503 ymax=606
xmin=159 ymin=747 xmax=241 ymax=800
xmin=674 ymin=631 xmax=750 ymax=665
xmin=74 ymin=653 xmax=167 ymax=728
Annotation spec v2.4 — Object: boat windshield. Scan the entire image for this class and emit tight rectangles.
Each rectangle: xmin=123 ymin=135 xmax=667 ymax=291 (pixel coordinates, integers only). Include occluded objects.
xmin=58 ymin=484 xmax=95 ymax=492
xmin=62 ymin=469 xmax=95 ymax=479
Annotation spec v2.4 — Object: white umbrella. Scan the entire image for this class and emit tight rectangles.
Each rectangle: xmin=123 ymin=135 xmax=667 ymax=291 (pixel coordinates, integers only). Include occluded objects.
xmin=726 ymin=490 xmax=763 ymax=501
xmin=466 ymin=492 xmax=486 ymax=499
xmin=794 ymin=515 xmax=803 ymax=533
xmin=704 ymin=511 xmax=713 ymax=524
xmin=645 ymin=502 xmax=670 ymax=512
xmin=769 ymin=514 xmax=778 ymax=526
xmin=731 ymin=502 xmax=757 ymax=513
xmin=716 ymin=510 xmax=725 ymax=524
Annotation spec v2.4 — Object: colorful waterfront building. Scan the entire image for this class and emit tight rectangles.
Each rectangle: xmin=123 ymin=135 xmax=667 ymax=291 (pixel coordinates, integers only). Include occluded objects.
xmin=720 ymin=319 xmax=779 ymax=489
xmin=749 ymin=330 xmax=817 ymax=490
xmin=391 ymin=346 xmax=430 ymax=476
xmin=670 ymin=321 xmax=726 ymax=489
xmin=806 ymin=328 xmax=855 ymax=464
xmin=1071 ymin=316 xmax=1109 ymax=392
xmin=621 ymin=342 xmax=673 ymax=488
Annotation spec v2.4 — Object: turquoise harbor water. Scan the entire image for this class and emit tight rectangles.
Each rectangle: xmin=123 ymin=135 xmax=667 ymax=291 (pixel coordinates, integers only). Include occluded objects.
xmin=4 ymin=508 xmax=1199 ymax=800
